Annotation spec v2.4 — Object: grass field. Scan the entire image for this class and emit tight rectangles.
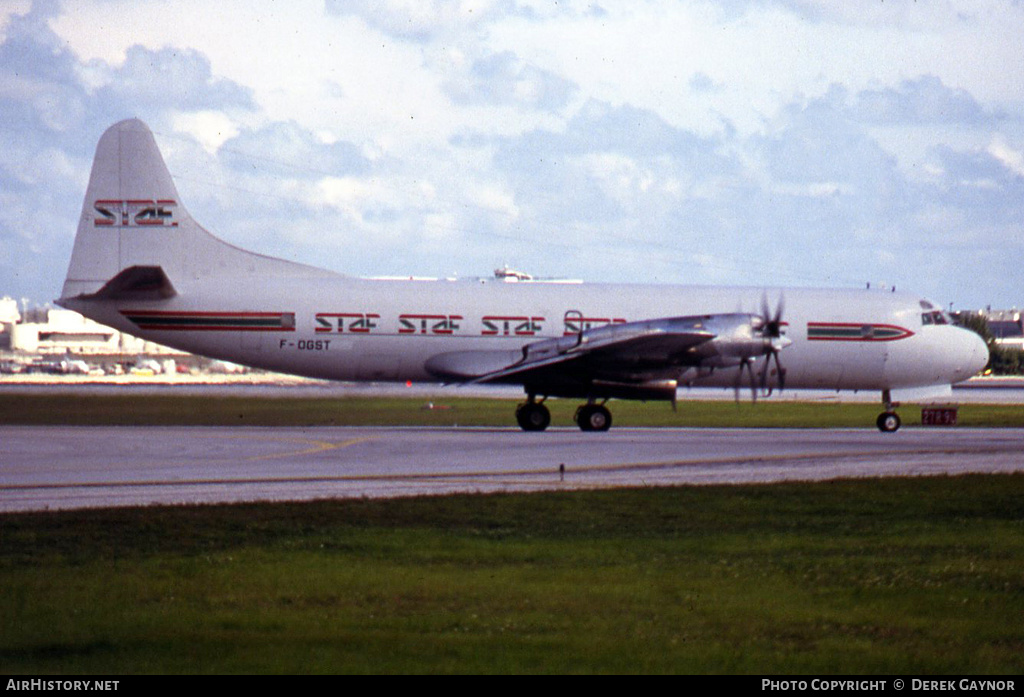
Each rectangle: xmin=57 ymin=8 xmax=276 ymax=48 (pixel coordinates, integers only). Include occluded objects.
xmin=2 ymin=476 xmax=1023 ymax=674
xmin=2 ymin=392 xmax=1024 ymax=427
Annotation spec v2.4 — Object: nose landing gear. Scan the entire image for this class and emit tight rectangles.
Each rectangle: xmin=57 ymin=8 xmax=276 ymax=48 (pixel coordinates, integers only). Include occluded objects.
xmin=876 ymin=411 xmax=902 ymax=432
xmin=877 ymin=389 xmax=902 ymax=432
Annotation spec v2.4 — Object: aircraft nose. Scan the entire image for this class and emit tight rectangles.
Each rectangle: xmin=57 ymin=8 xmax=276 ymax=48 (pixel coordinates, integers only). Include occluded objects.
xmin=955 ymin=327 xmax=990 ymax=381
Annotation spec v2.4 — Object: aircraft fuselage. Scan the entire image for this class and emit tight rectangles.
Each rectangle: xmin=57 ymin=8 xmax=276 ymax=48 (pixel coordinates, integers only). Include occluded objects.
xmin=62 ymin=275 xmax=984 ymax=393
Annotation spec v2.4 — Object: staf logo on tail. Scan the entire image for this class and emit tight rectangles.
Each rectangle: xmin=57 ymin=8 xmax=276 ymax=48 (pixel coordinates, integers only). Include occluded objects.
xmin=94 ymin=199 xmax=178 ymax=227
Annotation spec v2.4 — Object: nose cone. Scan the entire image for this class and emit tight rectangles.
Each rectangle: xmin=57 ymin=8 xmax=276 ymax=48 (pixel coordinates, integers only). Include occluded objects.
xmin=952 ymin=328 xmax=990 ymax=383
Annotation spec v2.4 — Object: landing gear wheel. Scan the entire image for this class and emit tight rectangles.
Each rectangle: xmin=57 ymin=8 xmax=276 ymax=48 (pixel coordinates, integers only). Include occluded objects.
xmin=876 ymin=411 xmax=901 ymax=433
xmin=516 ymin=402 xmax=551 ymax=432
xmin=575 ymin=404 xmax=612 ymax=432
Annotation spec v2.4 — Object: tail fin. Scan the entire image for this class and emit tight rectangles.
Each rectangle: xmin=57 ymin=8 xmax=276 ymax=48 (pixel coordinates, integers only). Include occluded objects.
xmin=60 ymin=118 xmax=334 ymax=301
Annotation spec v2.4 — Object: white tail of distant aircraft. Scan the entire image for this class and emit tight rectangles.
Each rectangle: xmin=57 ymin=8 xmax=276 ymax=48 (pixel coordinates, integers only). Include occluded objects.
xmin=58 ymin=119 xmax=988 ymax=431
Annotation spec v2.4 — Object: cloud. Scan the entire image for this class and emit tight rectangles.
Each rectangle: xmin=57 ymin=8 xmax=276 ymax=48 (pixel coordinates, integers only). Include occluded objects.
xmin=325 ymin=0 xmax=608 ymax=42
xmin=688 ymin=72 xmax=721 ymax=94
xmin=467 ymin=79 xmax=1022 ymax=297
xmin=219 ymin=121 xmax=369 ymax=178
xmin=0 ymin=2 xmax=88 ymax=137
xmin=757 ymin=86 xmax=901 ymax=189
xmin=93 ymin=45 xmax=255 ymax=112
xmin=452 ymin=99 xmax=758 ymax=283
xmin=324 ymin=0 xmax=517 ymax=41
xmin=988 ymin=135 xmax=1024 ymax=177
xmin=852 ymin=75 xmax=989 ymax=125
xmin=930 ymin=146 xmax=1024 ymax=219
xmin=445 ymin=50 xmax=577 ymax=112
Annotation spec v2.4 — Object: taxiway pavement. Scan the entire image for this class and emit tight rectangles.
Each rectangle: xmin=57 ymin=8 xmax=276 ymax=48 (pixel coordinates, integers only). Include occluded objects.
xmin=3 ymin=426 xmax=1023 ymax=512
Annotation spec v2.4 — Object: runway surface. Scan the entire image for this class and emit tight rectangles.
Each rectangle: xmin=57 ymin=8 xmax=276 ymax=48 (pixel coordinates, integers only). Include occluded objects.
xmin=3 ymin=426 xmax=1024 ymax=512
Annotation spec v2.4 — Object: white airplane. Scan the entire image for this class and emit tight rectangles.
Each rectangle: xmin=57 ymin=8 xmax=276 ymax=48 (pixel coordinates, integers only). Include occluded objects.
xmin=58 ymin=119 xmax=988 ymax=432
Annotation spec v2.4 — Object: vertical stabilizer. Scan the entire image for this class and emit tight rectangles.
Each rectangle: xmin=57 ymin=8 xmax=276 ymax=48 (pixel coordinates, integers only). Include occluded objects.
xmin=60 ymin=119 xmax=336 ymax=301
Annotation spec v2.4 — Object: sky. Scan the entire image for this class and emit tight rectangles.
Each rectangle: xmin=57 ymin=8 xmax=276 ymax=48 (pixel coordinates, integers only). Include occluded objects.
xmin=1 ymin=0 xmax=1022 ymax=311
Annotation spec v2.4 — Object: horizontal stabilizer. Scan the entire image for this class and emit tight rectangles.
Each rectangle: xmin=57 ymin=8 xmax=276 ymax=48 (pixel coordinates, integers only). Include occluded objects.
xmin=80 ymin=265 xmax=177 ymax=301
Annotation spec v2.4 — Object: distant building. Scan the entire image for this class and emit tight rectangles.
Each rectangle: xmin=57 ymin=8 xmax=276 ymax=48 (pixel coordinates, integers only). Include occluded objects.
xmin=0 ymin=297 xmax=18 ymax=324
xmin=10 ymin=308 xmax=119 ymax=354
xmin=0 ymin=296 xmax=20 ymax=349
xmin=982 ymin=309 xmax=1024 ymax=350
xmin=6 ymin=306 xmax=185 ymax=356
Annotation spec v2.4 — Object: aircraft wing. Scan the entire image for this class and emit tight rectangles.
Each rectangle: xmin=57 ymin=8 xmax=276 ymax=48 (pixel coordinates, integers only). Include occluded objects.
xmin=426 ymin=315 xmax=729 ymax=390
xmin=475 ymin=318 xmax=715 ymax=383
xmin=424 ymin=311 xmax=788 ymax=402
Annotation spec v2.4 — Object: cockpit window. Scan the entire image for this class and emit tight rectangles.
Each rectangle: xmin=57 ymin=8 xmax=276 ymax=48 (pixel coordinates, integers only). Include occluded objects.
xmin=919 ymin=299 xmax=949 ymax=326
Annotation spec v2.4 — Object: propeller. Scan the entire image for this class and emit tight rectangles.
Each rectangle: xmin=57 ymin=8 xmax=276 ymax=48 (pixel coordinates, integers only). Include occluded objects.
xmin=727 ymin=293 xmax=789 ymax=403
xmin=757 ymin=293 xmax=788 ymax=396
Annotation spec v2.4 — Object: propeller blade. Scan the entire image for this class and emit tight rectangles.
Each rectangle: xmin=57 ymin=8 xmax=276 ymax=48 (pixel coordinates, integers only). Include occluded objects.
xmin=759 ymin=348 xmax=787 ymax=396
xmin=734 ymin=357 xmax=758 ymax=403
xmin=775 ymin=351 xmax=787 ymax=392
xmin=747 ymin=359 xmax=758 ymax=403
xmin=759 ymin=351 xmax=772 ymax=395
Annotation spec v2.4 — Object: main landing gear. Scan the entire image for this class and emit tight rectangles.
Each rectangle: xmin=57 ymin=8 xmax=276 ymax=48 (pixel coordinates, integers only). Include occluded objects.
xmin=575 ymin=402 xmax=612 ymax=432
xmin=514 ymin=396 xmax=613 ymax=432
xmin=876 ymin=389 xmax=902 ymax=433
xmin=515 ymin=397 xmax=551 ymax=432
